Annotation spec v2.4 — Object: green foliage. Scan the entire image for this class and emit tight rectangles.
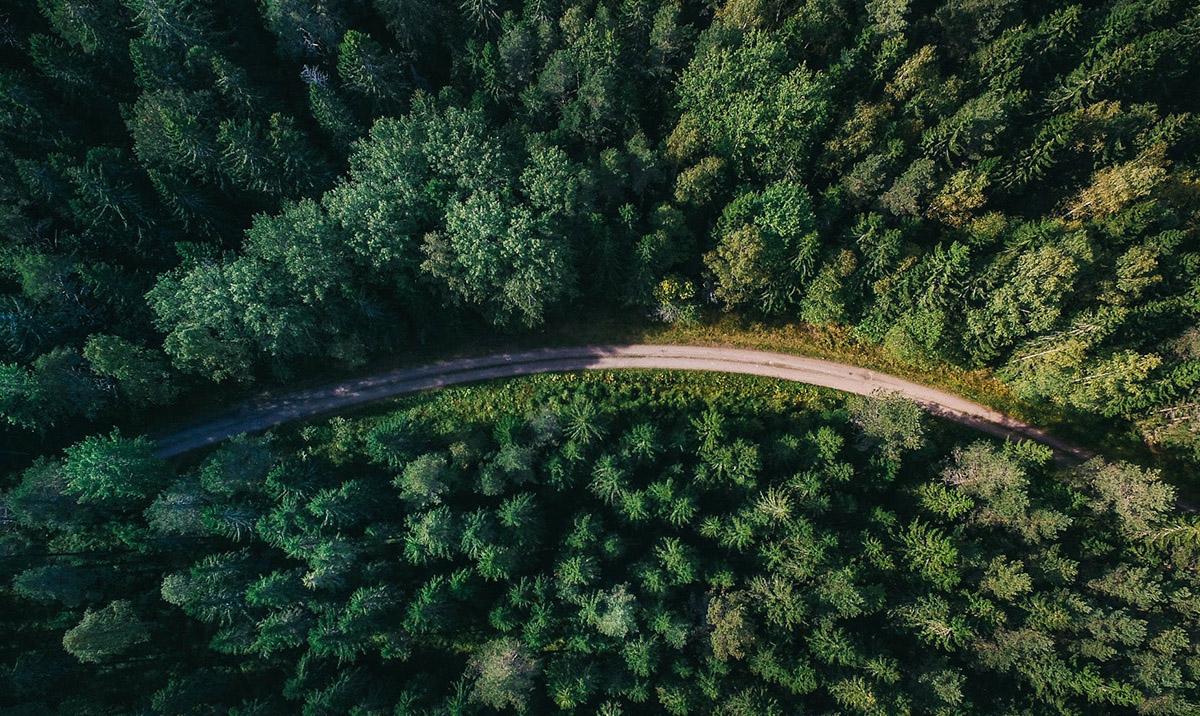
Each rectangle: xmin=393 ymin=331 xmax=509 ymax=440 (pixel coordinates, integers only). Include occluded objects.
xmin=708 ymin=590 xmax=754 ymax=662
xmin=83 ymin=334 xmax=179 ymax=407
xmin=12 ymin=564 xmax=101 ymax=607
xmin=4 ymin=0 xmax=1200 ymax=709
xmin=0 ymin=361 xmax=47 ymax=430
xmin=336 ymin=30 xmax=407 ymax=110
xmin=675 ymin=28 xmax=832 ymax=177
xmin=652 ymin=275 xmax=700 ymax=326
xmin=1075 ymin=458 xmax=1174 ymax=538
xmin=5 ymin=374 xmax=1197 ymax=712
xmin=216 ymin=113 xmax=330 ymax=198
xmin=846 ymin=392 xmax=926 ymax=462
xmin=1 ymin=348 xmax=106 ymax=431
xmin=62 ymin=429 xmax=164 ymax=504
xmin=395 ymin=452 xmax=452 ymax=508
xmin=1 ymin=0 xmax=1196 ymax=463
xmin=62 ymin=600 xmax=150 ymax=664
xmin=467 ymin=637 xmax=539 ymax=711
xmin=423 ymin=185 xmax=575 ymax=328
xmin=705 ymin=181 xmax=820 ymax=313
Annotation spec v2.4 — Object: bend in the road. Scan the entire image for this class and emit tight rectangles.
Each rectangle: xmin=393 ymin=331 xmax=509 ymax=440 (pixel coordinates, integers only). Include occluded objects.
xmin=153 ymin=345 xmax=1093 ymax=462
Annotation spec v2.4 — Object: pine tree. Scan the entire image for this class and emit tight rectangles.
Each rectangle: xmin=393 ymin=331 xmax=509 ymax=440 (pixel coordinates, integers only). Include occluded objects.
xmin=62 ymin=600 xmax=150 ymax=663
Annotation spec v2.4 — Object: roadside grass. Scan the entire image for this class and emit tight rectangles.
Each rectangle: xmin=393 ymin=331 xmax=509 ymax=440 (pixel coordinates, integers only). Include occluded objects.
xmin=258 ymin=370 xmax=1072 ymax=491
xmin=540 ymin=313 xmax=1150 ymax=462
xmin=366 ymin=369 xmax=842 ymax=428
xmin=136 ymin=310 xmax=1155 ymax=475
xmin=281 ymin=369 xmax=879 ymax=455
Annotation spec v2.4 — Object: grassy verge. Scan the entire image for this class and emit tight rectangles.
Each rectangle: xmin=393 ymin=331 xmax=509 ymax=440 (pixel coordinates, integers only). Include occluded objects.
xmin=139 ymin=310 xmax=1153 ymax=470
xmin=362 ymin=368 xmax=843 ymax=427
xmin=268 ymin=370 xmax=1065 ymax=488
xmin=539 ymin=313 xmax=1149 ymax=458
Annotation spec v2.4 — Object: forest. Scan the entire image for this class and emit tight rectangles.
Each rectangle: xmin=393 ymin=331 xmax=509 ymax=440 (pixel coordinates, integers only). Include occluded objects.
xmin=3 ymin=373 xmax=1198 ymax=713
xmin=1 ymin=0 xmax=1199 ymax=712
xmin=0 ymin=0 xmax=1197 ymax=457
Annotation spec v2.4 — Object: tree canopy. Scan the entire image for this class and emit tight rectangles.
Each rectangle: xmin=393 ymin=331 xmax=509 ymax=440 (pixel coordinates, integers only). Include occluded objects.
xmin=0 ymin=0 xmax=1196 ymax=460
xmin=2 ymin=0 xmax=1200 ymax=711
xmin=3 ymin=373 xmax=1198 ymax=713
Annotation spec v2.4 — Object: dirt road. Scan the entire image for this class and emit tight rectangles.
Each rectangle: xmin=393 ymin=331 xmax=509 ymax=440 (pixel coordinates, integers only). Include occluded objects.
xmin=153 ymin=345 xmax=1093 ymax=461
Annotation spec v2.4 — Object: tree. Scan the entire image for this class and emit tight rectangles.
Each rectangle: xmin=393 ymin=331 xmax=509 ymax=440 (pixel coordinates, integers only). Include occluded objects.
xmin=307 ymin=480 xmax=371 ymax=529
xmin=980 ymin=556 xmax=1032 ymax=602
xmin=0 ymin=348 xmax=106 ymax=431
xmin=467 ymin=637 xmax=539 ymax=712
xmin=964 ymin=241 xmax=1079 ymax=362
xmin=302 ymin=537 xmax=360 ymax=590
xmin=1076 ymin=458 xmax=1174 ymax=538
xmin=799 ymin=249 xmax=857 ymax=325
xmin=652 ymin=276 xmax=700 ymax=326
xmin=921 ymin=90 xmax=1021 ymax=166
xmin=83 ymin=334 xmax=179 ymax=407
xmin=898 ymin=520 xmax=960 ymax=591
xmin=217 ymin=113 xmax=330 ymax=197
xmin=62 ymin=600 xmax=150 ymax=663
xmin=310 ymin=584 xmax=401 ymax=661
xmin=144 ymin=477 xmax=209 ymax=536
xmin=846 ymin=392 xmax=925 ymax=461
xmin=4 ymin=457 xmax=83 ymax=533
xmin=998 ymin=307 xmax=1125 ymax=405
xmin=209 ymin=54 xmax=270 ymax=115
xmin=369 ymin=0 xmax=451 ymax=50
xmin=151 ymin=670 xmax=245 ymax=714
xmin=674 ymin=155 xmax=726 ymax=205
xmin=587 ymin=584 xmax=638 ymax=639
xmin=520 ymin=145 xmax=585 ymax=224
xmin=65 ymin=146 xmax=154 ymax=231
xmin=675 ymin=28 xmax=831 ymax=177
xmin=197 ymin=435 xmax=276 ymax=496
xmin=1067 ymin=147 xmax=1169 ymax=220
xmin=404 ymin=505 xmax=459 ymax=564
xmin=940 ymin=442 xmax=1069 ymax=542
xmin=127 ymin=90 xmax=221 ymax=184
xmin=62 ymin=430 xmax=164 ymax=505
xmin=32 ymin=347 xmax=107 ymax=419
xmin=705 ymin=181 xmax=819 ymax=313
xmin=0 ymin=361 xmax=45 ymax=431
xmin=893 ymin=595 xmax=971 ymax=651
xmin=124 ymin=0 xmax=215 ymax=50
xmin=422 ymin=188 xmax=575 ymax=328
xmin=319 ymin=99 xmax=463 ymax=291
xmin=337 ymin=30 xmax=408 ymax=110
xmin=161 ymin=551 xmax=256 ymax=624
xmin=260 ymin=0 xmax=352 ymax=61
xmin=38 ymin=0 xmax=131 ymax=58
xmin=926 ymin=165 xmax=990 ymax=227
xmin=149 ymin=198 xmax=363 ymax=380
xmin=242 ymin=198 xmax=354 ymax=305
xmin=1050 ymin=23 xmax=1190 ymax=110
xmin=706 ymin=224 xmax=772 ymax=309
xmin=707 ymin=590 xmax=753 ymax=662
xmin=307 ymin=81 xmax=364 ymax=151
xmin=879 ymin=158 xmax=937 ymax=217
xmin=147 ymin=261 xmax=257 ymax=382
xmin=12 ymin=564 xmax=101 ymax=606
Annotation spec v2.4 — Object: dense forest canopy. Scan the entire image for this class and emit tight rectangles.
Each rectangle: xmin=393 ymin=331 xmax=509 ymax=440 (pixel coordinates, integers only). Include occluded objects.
xmin=0 ymin=0 xmax=1197 ymax=459
xmin=3 ymin=0 xmax=1200 ymax=712
xmin=3 ymin=373 xmax=1198 ymax=713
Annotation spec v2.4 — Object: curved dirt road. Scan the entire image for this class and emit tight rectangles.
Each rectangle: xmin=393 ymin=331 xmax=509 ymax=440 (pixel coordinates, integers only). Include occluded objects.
xmin=154 ymin=345 xmax=1093 ymax=461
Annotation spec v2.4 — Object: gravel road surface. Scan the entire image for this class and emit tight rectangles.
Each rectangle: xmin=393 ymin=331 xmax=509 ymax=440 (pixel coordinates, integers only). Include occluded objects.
xmin=154 ymin=345 xmax=1092 ymax=461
